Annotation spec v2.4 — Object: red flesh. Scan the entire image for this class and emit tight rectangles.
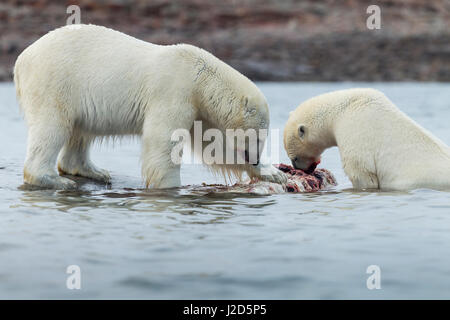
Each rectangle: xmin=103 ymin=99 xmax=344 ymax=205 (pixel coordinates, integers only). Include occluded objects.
xmin=275 ymin=162 xmax=336 ymax=193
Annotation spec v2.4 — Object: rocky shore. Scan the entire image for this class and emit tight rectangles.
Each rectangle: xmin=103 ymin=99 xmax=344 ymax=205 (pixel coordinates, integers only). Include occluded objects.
xmin=0 ymin=0 xmax=449 ymax=81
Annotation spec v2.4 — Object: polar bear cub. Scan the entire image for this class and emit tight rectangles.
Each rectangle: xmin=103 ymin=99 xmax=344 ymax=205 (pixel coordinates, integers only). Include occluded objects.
xmin=284 ymin=88 xmax=450 ymax=191
xmin=14 ymin=24 xmax=285 ymax=189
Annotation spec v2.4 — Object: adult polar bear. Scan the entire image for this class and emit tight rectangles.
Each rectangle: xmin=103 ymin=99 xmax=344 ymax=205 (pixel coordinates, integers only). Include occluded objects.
xmin=15 ymin=24 xmax=285 ymax=189
xmin=284 ymin=88 xmax=450 ymax=190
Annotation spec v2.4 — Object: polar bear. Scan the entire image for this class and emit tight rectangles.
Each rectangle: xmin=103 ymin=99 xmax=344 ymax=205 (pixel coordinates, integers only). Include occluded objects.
xmin=14 ymin=24 xmax=285 ymax=189
xmin=284 ymin=88 xmax=450 ymax=190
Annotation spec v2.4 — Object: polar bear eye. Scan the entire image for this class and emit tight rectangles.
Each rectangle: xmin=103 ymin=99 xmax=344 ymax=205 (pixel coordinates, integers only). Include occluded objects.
xmin=298 ymin=125 xmax=306 ymax=139
xmin=245 ymin=107 xmax=257 ymax=118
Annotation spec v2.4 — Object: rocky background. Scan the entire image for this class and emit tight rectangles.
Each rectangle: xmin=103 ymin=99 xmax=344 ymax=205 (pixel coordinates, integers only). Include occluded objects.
xmin=0 ymin=0 xmax=449 ymax=81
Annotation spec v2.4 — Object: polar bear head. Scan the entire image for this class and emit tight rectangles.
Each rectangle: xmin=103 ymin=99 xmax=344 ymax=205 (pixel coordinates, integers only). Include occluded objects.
xmin=231 ymin=93 xmax=270 ymax=164
xmin=196 ymin=69 xmax=270 ymax=166
xmin=212 ymin=91 xmax=270 ymax=168
xmin=284 ymin=88 xmax=385 ymax=173
xmin=178 ymin=44 xmax=272 ymax=167
xmin=283 ymin=97 xmax=337 ymax=174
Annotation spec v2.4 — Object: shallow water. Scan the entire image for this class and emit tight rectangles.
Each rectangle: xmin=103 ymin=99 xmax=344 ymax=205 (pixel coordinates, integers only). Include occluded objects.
xmin=1 ymin=82 xmax=450 ymax=299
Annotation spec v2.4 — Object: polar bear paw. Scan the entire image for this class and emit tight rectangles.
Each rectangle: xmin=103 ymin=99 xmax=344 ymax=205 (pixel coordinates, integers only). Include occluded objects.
xmin=25 ymin=174 xmax=77 ymax=190
xmin=82 ymin=166 xmax=111 ymax=183
xmin=260 ymin=165 xmax=288 ymax=184
xmin=58 ymin=163 xmax=111 ymax=184
xmin=248 ymin=163 xmax=288 ymax=184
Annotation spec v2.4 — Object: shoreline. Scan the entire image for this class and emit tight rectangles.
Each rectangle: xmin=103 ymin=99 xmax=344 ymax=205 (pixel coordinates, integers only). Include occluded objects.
xmin=1 ymin=0 xmax=449 ymax=82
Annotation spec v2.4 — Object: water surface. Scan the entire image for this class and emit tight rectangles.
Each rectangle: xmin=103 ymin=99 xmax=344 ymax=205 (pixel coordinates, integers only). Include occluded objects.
xmin=1 ymin=82 xmax=450 ymax=299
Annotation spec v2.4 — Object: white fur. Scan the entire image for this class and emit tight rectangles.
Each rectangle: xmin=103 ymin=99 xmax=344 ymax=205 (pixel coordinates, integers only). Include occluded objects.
xmin=284 ymin=88 xmax=450 ymax=191
xmin=14 ymin=24 xmax=285 ymax=189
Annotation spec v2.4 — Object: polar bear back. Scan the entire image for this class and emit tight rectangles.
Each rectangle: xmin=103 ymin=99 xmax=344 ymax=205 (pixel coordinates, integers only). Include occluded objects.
xmin=331 ymin=89 xmax=450 ymax=189
xmin=14 ymin=24 xmax=197 ymax=135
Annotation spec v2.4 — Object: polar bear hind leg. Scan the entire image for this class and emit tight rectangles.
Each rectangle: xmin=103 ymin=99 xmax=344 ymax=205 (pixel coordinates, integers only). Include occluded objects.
xmin=57 ymin=134 xmax=111 ymax=183
xmin=23 ymin=120 xmax=77 ymax=190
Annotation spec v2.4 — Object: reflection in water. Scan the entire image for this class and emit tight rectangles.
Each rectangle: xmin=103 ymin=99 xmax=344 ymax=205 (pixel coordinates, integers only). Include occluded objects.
xmin=17 ymin=178 xmax=277 ymax=221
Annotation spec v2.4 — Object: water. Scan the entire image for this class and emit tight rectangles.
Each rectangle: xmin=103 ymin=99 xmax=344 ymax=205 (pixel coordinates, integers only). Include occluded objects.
xmin=0 ymin=82 xmax=450 ymax=299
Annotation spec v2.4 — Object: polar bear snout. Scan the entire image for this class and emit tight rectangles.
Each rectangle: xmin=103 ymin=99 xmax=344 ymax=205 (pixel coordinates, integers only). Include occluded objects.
xmin=291 ymin=156 xmax=320 ymax=174
xmin=291 ymin=156 xmax=308 ymax=170
xmin=244 ymin=149 xmax=260 ymax=166
xmin=241 ymin=142 xmax=260 ymax=166
xmin=245 ymin=137 xmax=265 ymax=166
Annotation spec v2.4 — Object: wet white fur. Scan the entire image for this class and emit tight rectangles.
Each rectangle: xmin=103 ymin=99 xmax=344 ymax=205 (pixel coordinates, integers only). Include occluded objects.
xmin=285 ymin=88 xmax=450 ymax=190
xmin=14 ymin=24 xmax=285 ymax=189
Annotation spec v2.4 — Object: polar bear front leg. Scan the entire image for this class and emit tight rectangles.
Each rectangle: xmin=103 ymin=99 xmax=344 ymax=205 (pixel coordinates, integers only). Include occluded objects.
xmin=140 ymin=106 xmax=195 ymax=189
xmin=141 ymin=131 xmax=182 ymax=189
xmin=57 ymin=134 xmax=111 ymax=183
xmin=157 ymin=165 xmax=181 ymax=189
xmin=342 ymin=158 xmax=379 ymax=190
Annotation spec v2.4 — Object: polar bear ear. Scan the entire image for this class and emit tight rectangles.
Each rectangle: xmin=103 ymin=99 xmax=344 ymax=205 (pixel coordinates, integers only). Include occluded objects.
xmin=298 ymin=125 xmax=306 ymax=139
